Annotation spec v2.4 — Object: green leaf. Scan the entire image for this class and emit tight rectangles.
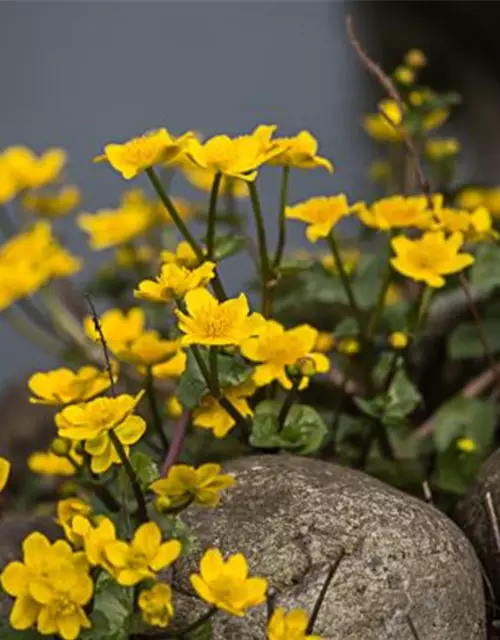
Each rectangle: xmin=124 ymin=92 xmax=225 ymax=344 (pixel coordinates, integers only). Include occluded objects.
xmin=249 ymin=401 xmax=328 ymax=455
xmin=80 ymin=572 xmax=133 ymax=640
xmin=333 ymin=316 xmax=359 ymax=338
xmin=353 ymin=396 xmax=383 ymax=419
xmin=213 ymin=235 xmax=247 ymax=261
xmin=130 ymin=451 xmax=160 ymax=490
xmin=0 ymin=622 xmax=43 ymax=639
xmin=448 ymin=320 xmax=500 ymax=360
xmin=432 ymin=396 xmax=496 ymax=452
xmin=179 ymin=350 xmax=252 ymax=409
xmin=384 ymin=368 xmax=421 ymax=424
xmin=470 ymin=244 xmax=500 ymax=292
xmin=185 ymin=620 xmax=213 ymax=640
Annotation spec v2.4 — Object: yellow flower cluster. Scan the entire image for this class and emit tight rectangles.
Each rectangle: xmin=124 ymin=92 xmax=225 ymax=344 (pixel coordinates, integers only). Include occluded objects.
xmin=0 ymin=222 xmax=81 ymax=311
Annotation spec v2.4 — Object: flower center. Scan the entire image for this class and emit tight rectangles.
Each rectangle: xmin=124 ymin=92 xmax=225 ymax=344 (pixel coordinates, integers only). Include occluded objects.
xmin=129 ymin=551 xmax=149 ymax=570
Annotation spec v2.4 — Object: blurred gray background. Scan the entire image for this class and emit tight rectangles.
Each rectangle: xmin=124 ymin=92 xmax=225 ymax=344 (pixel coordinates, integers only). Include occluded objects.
xmin=1 ymin=1 xmax=500 ymax=387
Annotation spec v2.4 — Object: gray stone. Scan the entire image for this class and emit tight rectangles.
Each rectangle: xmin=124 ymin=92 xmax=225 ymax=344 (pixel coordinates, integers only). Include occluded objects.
xmin=175 ymin=454 xmax=485 ymax=640
xmin=455 ymin=447 xmax=500 ymax=603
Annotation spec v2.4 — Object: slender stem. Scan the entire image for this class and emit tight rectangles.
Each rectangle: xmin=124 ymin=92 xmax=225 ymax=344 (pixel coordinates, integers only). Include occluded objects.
xmin=161 ymin=411 xmax=190 ymax=476
xmin=273 ymin=166 xmax=290 ymax=269
xmin=84 ymin=293 xmax=116 ymax=396
xmin=277 ymin=378 xmax=300 ymax=428
xmin=2 ymin=306 xmax=63 ymax=356
xmin=81 ymin=480 xmax=121 ymax=513
xmin=146 ymin=167 xmax=203 ymax=261
xmin=190 ymin=345 xmax=249 ymax=427
xmin=209 ymin=346 xmax=220 ymax=397
xmin=206 ymin=172 xmax=222 ymax=260
xmin=42 ymin=287 xmax=88 ymax=349
xmin=145 ymin=368 xmax=169 ymax=453
xmin=248 ymin=181 xmax=273 ymax=317
xmin=146 ymin=167 xmax=227 ymax=301
xmin=306 ymin=549 xmax=345 ymax=633
xmin=413 ymin=285 xmax=433 ymax=335
xmin=108 ymin=430 xmax=148 ymax=524
xmin=131 ymin=606 xmax=217 ymax=639
xmin=366 ymin=255 xmax=392 ymax=342
xmin=326 ymin=231 xmax=363 ymax=335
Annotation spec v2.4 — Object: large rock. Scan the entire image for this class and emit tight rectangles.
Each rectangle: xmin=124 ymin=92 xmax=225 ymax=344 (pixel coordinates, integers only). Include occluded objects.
xmin=175 ymin=455 xmax=485 ymax=640
xmin=455 ymin=447 xmax=500 ymax=602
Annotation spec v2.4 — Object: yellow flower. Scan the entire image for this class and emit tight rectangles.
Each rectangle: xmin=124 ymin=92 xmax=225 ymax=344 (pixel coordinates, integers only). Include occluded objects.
xmin=0 ymin=156 xmax=20 ymax=204
xmin=190 ymin=548 xmax=267 ymax=616
xmin=114 ymin=332 xmax=182 ymax=368
xmin=135 ymin=261 xmax=216 ymax=303
xmin=394 ymin=66 xmax=415 ymax=85
xmin=22 ymin=186 xmax=81 ymax=218
xmin=184 ymin=125 xmax=281 ymax=182
xmin=425 ymin=138 xmax=460 ymax=161
xmin=286 ymin=195 xmax=350 ymax=242
xmin=152 ymin=350 xmax=187 ymax=379
xmin=364 ymin=99 xmax=448 ymax=142
xmin=28 ymin=365 xmax=115 ymax=405
xmin=78 ymin=204 xmax=150 ymax=250
xmin=456 ymin=188 xmax=486 ymax=212
xmin=83 ymin=517 xmax=117 ymax=571
xmin=55 ymin=392 xmax=146 ymax=474
xmin=484 ymin=188 xmax=500 ymax=217
xmin=456 ymin=437 xmax=477 ymax=453
xmin=161 ymin=241 xmax=199 ymax=268
xmin=96 ymin=129 xmax=194 ymax=179
xmin=356 ymin=195 xmax=432 ymax=230
xmin=241 ymin=321 xmax=330 ymax=390
xmin=28 ymin=451 xmax=77 ymax=477
xmin=192 ymin=380 xmax=256 ymax=438
xmin=151 ymin=463 xmax=235 ymax=508
xmin=432 ymin=198 xmax=496 ymax=242
xmin=314 ymin=332 xmax=336 ymax=353
xmin=165 ymin=395 xmax=183 ymax=418
xmin=179 ymin=160 xmax=249 ymax=198
xmin=56 ymin=498 xmax=93 ymax=548
xmin=3 ymin=146 xmax=66 ymax=189
xmin=156 ymin=196 xmax=194 ymax=225
xmin=84 ymin=307 xmax=145 ymax=351
xmin=139 ymin=583 xmax=174 ymax=628
xmin=337 ymin=337 xmax=361 ymax=356
xmin=405 ymin=49 xmax=427 ymax=68
xmin=391 ymin=231 xmax=474 ymax=287
xmin=104 ymin=521 xmax=181 ymax=586
xmin=268 ymin=131 xmax=333 ymax=172
xmin=267 ymin=607 xmax=323 ymax=640
xmin=0 ymin=456 xmax=10 ymax=492
xmin=115 ymin=245 xmax=154 ymax=268
xmin=0 ymin=531 xmax=93 ymax=639
xmin=176 ymin=288 xmax=265 ymax=347
xmin=389 ymin=332 xmax=409 ymax=349
xmin=320 ymin=249 xmax=359 ymax=275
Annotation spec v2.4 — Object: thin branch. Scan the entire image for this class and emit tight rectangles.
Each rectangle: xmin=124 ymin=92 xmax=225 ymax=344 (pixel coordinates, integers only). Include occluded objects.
xmin=84 ymin=293 xmax=116 ymax=396
xmin=485 ymin=491 xmax=500 ymax=554
xmin=161 ymin=411 xmax=190 ymax=476
xmin=306 ymin=548 xmax=345 ymax=634
xmin=406 ymin=614 xmax=420 ymax=640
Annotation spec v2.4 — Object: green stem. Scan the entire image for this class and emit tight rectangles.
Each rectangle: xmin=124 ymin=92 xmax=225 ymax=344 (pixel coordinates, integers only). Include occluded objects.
xmin=190 ymin=345 xmax=248 ymax=427
xmin=366 ymin=260 xmax=392 ymax=342
xmin=41 ymin=287 xmax=89 ymax=349
xmin=2 ymin=306 xmax=64 ymax=356
xmin=209 ymin=346 xmax=220 ymax=398
xmin=146 ymin=167 xmax=227 ymax=301
xmin=412 ymin=285 xmax=433 ymax=335
xmin=146 ymin=167 xmax=203 ymax=261
xmin=248 ymin=181 xmax=273 ymax=317
xmin=277 ymin=378 xmax=300 ymax=428
xmin=273 ymin=166 xmax=290 ymax=269
xmin=326 ymin=231 xmax=363 ymax=334
xmin=206 ymin=172 xmax=222 ymax=260
xmin=145 ymin=368 xmax=169 ymax=453
xmin=130 ymin=606 xmax=217 ymax=639
xmin=81 ymin=480 xmax=121 ymax=513
xmin=108 ymin=430 xmax=148 ymax=524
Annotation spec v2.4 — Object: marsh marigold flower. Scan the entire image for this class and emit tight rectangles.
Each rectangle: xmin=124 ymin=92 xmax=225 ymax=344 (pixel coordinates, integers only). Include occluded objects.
xmin=56 ymin=497 xmax=93 ymax=548
xmin=0 ymin=456 xmax=10 ymax=492
xmin=391 ymin=231 xmax=474 ymax=288
xmin=190 ymin=548 xmax=267 ymax=616
xmin=139 ymin=583 xmax=174 ymax=628
xmin=269 ymin=130 xmax=333 ymax=172
xmin=286 ymin=195 xmax=350 ymax=242
xmin=151 ymin=463 xmax=235 ymax=508
xmin=0 ymin=531 xmax=93 ymax=639
xmin=152 ymin=350 xmax=187 ymax=379
xmin=184 ymin=125 xmax=281 ymax=182
xmin=28 ymin=447 xmax=80 ymax=477
xmin=3 ymin=146 xmax=66 ymax=190
xmin=394 ymin=66 xmax=415 ymax=86
xmin=135 ymin=261 xmax=216 ymax=303
xmin=55 ymin=392 xmax=145 ymax=473
xmin=364 ymin=99 xmax=448 ymax=143
xmin=425 ymin=138 xmax=460 ymax=161
xmin=96 ymin=128 xmax=194 ymax=179
xmin=83 ymin=517 xmax=117 ymax=572
xmin=176 ymin=288 xmax=265 ymax=347
xmin=405 ymin=49 xmax=427 ymax=68
xmin=179 ymin=159 xmax=249 ymax=198
xmin=241 ymin=320 xmax=329 ymax=389
xmin=103 ymin=521 xmax=181 ymax=586
xmin=28 ymin=365 xmax=115 ymax=405
xmin=192 ymin=380 xmax=256 ymax=438
xmin=356 ymin=195 xmax=432 ymax=230
xmin=0 ymin=155 xmax=20 ymax=204
xmin=267 ymin=607 xmax=323 ymax=640
xmin=113 ymin=332 xmax=182 ymax=369
xmin=165 ymin=395 xmax=183 ymax=418
xmin=161 ymin=241 xmax=199 ymax=268
xmin=389 ymin=331 xmax=409 ymax=350
xmin=22 ymin=186 xmax=81 ymax=218
xmin=431 ymin=195 xmax=496 ymax=242
xmin=84 ymin=307 xmax=144 ymax=351
xmin=457 ymin=437 xmax=477 ymax=453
